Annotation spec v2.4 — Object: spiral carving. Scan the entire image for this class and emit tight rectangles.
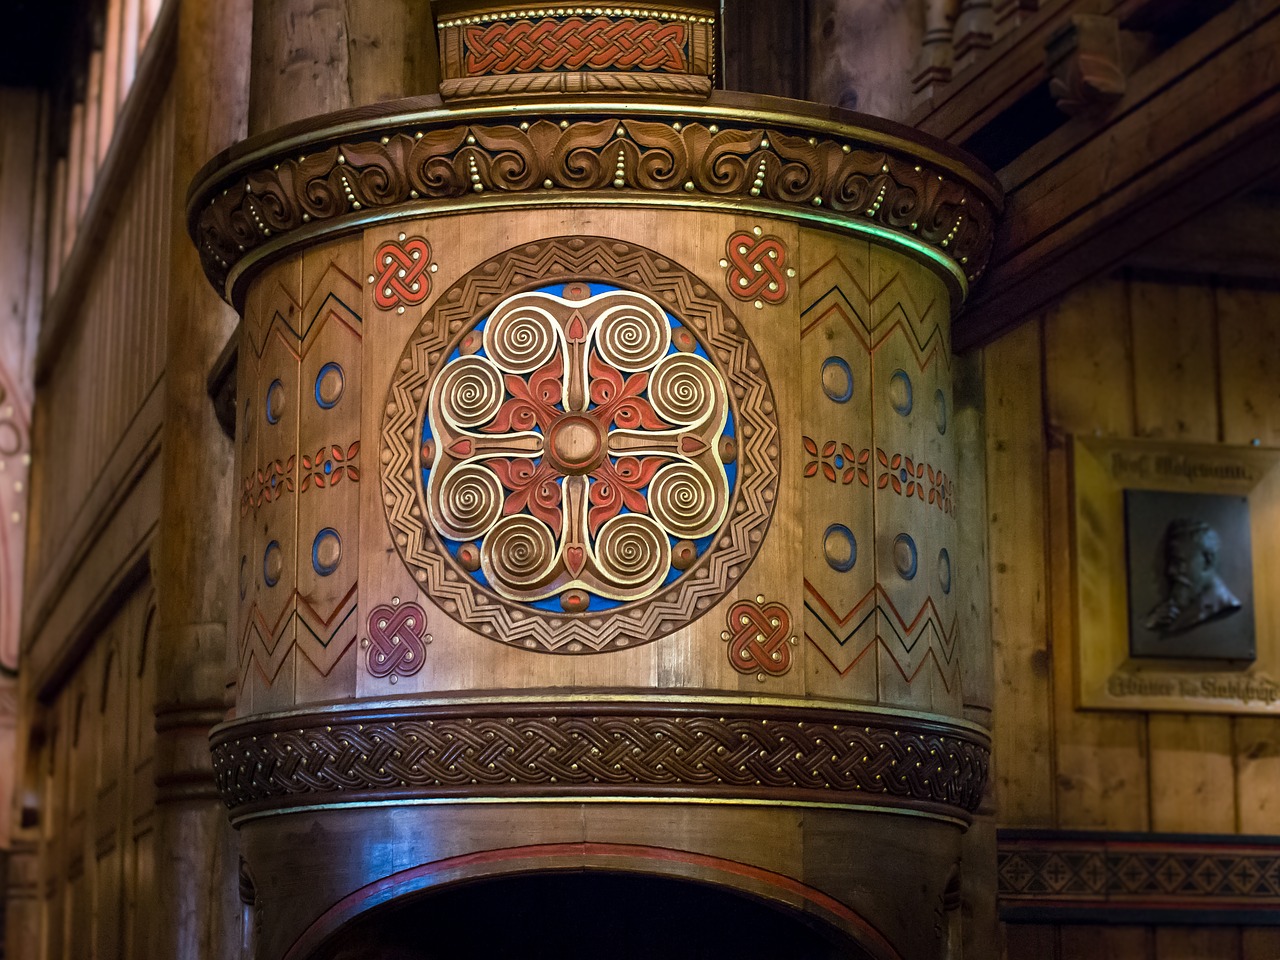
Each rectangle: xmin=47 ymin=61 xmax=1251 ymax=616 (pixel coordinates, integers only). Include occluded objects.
xmin=387 ymin=239 xmax=780 ymax=653
xmin=648 ymin=353 xmax=718 ymax=426
xmin=435 ymin=464 xmax=504 ymax=540
xmin=482 ymin=514 xmax=558 ymax=586
xmin=436 ymin=356 xmax=504 ymax=427
xmin=648 ymin=463 xmax=721 ymax=539
xmin=593 ymin=514 xmax=669 ymax=589
xmin=593 ymin=297 xmax=670 ymax=370
xmin=483 ymin=298 xmax=561 ymax=373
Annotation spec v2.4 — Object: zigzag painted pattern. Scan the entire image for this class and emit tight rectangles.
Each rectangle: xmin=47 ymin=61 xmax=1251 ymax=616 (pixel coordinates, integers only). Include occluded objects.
xmin=381 ymin=238 xmax=779 ymax=652
xmin=799 ymin=254 xmax=949 ymax=371
xmin=804 ymin=582 xmax=959 ymax=689
xmin=799 ymin=251 xmax=956 ymax=689
xmin=240 ymin=583 xmax=359 ymax=684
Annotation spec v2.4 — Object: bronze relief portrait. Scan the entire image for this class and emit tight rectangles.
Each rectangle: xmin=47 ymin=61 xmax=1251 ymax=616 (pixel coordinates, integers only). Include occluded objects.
xmin=1125 ymin=490 xmax=1255 ymax=661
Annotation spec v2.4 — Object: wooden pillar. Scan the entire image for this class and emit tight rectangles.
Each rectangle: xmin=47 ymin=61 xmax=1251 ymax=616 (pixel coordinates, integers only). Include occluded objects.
xmin=150 ymin=0 xmax=251 ymax=957
xmin=248 ymin=0 xmax=439 ymax=136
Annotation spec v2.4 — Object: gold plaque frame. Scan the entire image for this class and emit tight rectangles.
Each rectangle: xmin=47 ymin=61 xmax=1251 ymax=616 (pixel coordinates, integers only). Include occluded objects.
xmin=1072 ymin=435 xmax=1280 ymax=715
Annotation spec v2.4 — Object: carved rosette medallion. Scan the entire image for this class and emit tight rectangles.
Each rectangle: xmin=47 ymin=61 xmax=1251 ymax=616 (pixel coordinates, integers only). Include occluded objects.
xmin=382 ymin=237 xmax=779 ymax=652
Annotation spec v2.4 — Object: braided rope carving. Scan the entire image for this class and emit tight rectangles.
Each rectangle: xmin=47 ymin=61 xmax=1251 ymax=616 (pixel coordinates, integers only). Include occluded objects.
xmin=464 ymin=18 xmax=688 ymax=75
xmin=210 ymin=704 xmax=990 ymax=820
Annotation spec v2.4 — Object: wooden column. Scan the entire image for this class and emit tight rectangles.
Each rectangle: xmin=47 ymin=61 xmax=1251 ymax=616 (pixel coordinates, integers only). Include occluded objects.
xmin=150 ymin=0 xmax=251 ymax=957
xmin=247 ymin=0 xmax=439 ymax=136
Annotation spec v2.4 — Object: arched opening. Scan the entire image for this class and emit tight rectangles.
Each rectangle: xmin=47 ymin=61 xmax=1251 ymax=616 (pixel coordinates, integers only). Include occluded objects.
xmin=308 ymin=870 xmax=878 ymax=960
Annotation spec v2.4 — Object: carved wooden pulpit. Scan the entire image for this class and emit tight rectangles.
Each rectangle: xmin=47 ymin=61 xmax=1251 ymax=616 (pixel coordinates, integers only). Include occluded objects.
xmin=187 ymin=4 xmax=1001 ymax=957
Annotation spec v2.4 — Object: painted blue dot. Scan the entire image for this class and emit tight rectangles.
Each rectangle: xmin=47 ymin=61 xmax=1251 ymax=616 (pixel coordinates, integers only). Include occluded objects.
xmin=899 ymin=468 xmax=908 ymax=482
xmin=315 ymin=362 xmax=344 ymax=410
xmin=312 ymin=528 xmax=341 ymax=577
xmin=823 ymin=524 xmax=857 ymax=572
xmin=938 ymin=547 xmax=952 ymax=595
xmin=893 ymin=533 xmax=918 ymax=581
xmin=324 ymin=461 xmax=333 ymax=474
xmin=889 ymin=369 xmax=913 ymax=416
xmin=835 ymin=456 xmax=844 ymax=468
xmin=263 ymin=540 xmax=281 ymax=588
xmin=265 ymin=379 xmax=284 ymax=425
xmin=821 ymin=357 xmax=854 ymax=403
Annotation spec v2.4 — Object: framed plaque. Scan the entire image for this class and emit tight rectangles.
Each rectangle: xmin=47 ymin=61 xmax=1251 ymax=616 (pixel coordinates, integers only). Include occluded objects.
xmin=1072 ymin=436 xmax=1280 ymax=714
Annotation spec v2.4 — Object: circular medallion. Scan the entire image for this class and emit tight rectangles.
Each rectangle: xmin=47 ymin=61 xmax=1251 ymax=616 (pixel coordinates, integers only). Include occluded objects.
xmin=381 ymin=237 xmax=779 ymax=653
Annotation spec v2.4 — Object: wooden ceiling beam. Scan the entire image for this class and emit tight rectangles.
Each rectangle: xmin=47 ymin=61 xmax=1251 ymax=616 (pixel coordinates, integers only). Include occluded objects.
xmin=954 ymin=0 xmax=1280 ymax=350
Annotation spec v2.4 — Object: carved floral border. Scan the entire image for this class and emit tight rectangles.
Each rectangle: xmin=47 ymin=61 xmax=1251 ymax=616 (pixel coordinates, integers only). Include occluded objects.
xmin=189 ymin=107 xmax=999 ymax=302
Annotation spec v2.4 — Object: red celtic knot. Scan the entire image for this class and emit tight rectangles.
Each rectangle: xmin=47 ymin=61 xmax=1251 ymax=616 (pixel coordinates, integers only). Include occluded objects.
xmin=724 ymin=231 xmax=790 ymax=305
xmin=722 ymin=596 xmax=797 ymax=680
xmin=464 ymin=18 xmax=687 ymax=75
xmin=364 ymin=602 xmax=430 ymax=681
xmin=373 ymin=237 xmax=432 ymax=311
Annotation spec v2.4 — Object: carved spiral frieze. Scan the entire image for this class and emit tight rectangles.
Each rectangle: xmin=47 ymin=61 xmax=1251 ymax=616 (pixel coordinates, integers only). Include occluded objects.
xmin=381 ymin=237 xmax=779 ymax=652
xmin=209 ymin=702 xmax=991 ymax=823
xmin=188 ymin=102 xmax=1000 ymax=303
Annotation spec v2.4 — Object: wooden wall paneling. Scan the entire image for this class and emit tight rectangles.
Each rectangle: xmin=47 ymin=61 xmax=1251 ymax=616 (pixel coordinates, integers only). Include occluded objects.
xmin=797 ymin=228 xmax=879 ymax=705
xmin=869 ymin=247 xmax=958 ymax=713
xmin=1004 ymin=922 xmax=1058 ymax=960
xmin=1218 ymin=286 xmax=1280 ymax=837
xmin=1059 ymin=925 xmax=1152 ymax=960
xmin=954 ymin=349 xmax=994 ymax=725
xmin=124 ymin=600 xmax=156 ymax=960
xmin=1154 ymin=927 xmax=1242 ymax=960
xmin=240 ymin=255 xmax=302 ymax=713
xmin=984 ymin=320 xmax=1054 ymax=825
xmin=92 ymin=636 xmax=126 ymax=959
xmin=294 ymin=239 xmax=363 ymax=703
xmin=1043 ymin=278 xmax=1149 ymax=830
xmin=1241 ymin=928 xmax=1280 ymax=960
xmin=1129 ymin=277 xmax=1236 ymax=835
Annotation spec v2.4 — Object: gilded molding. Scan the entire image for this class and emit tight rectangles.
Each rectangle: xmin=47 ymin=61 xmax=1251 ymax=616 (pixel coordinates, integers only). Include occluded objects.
xmin=209 ymin=700 xmax=990 ymax=823
xmin=187 ymin=97 xmax=1000 ymax=307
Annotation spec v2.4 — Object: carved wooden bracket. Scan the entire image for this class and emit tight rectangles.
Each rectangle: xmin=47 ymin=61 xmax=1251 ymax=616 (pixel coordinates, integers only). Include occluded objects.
xmin=1046 ymin=14 xmax=1126 ymax=117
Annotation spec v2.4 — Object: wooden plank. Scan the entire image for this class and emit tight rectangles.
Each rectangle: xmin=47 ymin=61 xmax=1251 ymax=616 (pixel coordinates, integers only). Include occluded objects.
xmin=985 ymin=320 xmax=1055 ymax=825
xmin=1154 ymin=927 xmax=1241 ymax=960
xmin=1218 ymin=285 xmax=1280 ymax=835
xmin=1043 ymin=279 xmax=1150 ymax=830
xmin=1005 ymin=923 xmax=1058 ymax=960
xmin=1060 ymin=925 xmax=1151 ymax=960
xmin=1128 ymin=277 xmax=1236 ymax=833
xmin=1242 ymin=928 xmax=1280 ymax=960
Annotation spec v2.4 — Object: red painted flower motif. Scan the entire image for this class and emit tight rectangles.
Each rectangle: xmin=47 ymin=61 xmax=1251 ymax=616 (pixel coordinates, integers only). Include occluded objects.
xmin=483 ymin=352 xmax=673 ymax=535
xmin=802 ymin=437 xmax=869 ymax=486
xmin=301 ymin=441 xmax=360 ymax=491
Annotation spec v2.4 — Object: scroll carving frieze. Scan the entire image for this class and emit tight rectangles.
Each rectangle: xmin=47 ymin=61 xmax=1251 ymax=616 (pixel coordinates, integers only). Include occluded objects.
xmin=189 ymin=110 xmax=999 ymax=302
xmin=209 ymin=702 xmax=990 ymax=822
xmin=381 ymin=238 xmax=779 ymax=653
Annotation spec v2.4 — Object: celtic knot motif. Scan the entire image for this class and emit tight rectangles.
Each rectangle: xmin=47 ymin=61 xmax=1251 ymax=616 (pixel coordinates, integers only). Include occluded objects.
xmin=724 ymin=230 xmax=790 ymax=305
xmin=210 ymin=703 xmax=991 ymax=822
xmin=464 ymin=18 xmax=687 ymax=75
xmin=722 ymin=596 xmax=797 ymax=680
xmin=373 ymin=237 xmax=432 ymax=310
xmin=363 ymin=602 xmax=430 ymax=680
xmin=425 ymin=284 xmax=733 ymax=609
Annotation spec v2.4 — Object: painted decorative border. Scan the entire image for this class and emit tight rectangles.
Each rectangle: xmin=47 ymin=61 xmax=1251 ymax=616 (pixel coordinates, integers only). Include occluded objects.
xmin=186 ymin=96 xmax=1000 ymax=307
xmin=209 ymin=700 xmax=990 ymax=823
xmin=381 ymin=236 xmax=779 ymax=653
xmin=999 ymin=830 xmax=1280 ymax=925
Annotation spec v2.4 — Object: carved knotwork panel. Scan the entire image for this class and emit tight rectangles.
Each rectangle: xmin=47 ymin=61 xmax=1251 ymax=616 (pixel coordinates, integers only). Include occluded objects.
xmin=382 ymin=237 xmax=779 ymax=653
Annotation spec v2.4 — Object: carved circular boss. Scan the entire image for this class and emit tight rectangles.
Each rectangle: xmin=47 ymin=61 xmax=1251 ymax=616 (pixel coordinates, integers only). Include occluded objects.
xmin=382 ymin=237 xmax=780 ymax=653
